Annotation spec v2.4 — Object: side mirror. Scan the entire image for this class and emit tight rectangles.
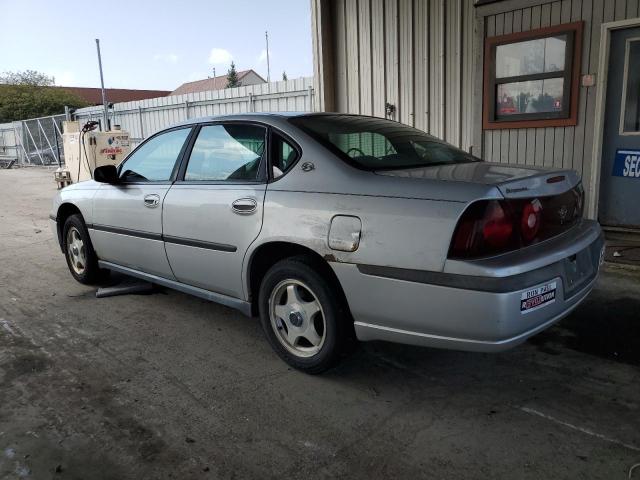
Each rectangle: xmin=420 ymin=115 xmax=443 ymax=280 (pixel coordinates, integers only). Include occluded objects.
xmin=94 ymin=165 xmax=119 ymax=184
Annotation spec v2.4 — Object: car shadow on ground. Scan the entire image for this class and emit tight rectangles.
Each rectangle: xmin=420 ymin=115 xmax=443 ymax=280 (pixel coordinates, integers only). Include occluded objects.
xmin=96 ymin=272 xmax=640 ymax=376
xmin=328 ymin=289 xmax=640 ymax=384
xmin=529 ymin=290 xmax=640 ymax=367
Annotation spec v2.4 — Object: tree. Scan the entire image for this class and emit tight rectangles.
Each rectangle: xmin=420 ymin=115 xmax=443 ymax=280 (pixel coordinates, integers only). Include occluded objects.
xmin=0 ymin=70 xmax=88 ymax=123
xmin=282 ymin=71 xmax=288 ymax=81
xmin=226 ymin=62 xmax=240 ymax=88
xmin=0 ymin=70 xmax=54 ymax=86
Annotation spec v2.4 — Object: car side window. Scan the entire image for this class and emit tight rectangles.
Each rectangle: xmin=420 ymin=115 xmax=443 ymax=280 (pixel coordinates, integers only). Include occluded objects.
xmin=184 ymin=124 xmax=266 ymax=182
xmin=119 ymin=128 xmax=191 ymax=182
xmin=271 ymin=133 xmax=299 ymax=179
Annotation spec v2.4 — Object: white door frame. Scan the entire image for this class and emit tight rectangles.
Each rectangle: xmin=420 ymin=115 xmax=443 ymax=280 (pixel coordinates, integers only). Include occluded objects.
xmin=588 ymin=17 xmax=640 ymax=219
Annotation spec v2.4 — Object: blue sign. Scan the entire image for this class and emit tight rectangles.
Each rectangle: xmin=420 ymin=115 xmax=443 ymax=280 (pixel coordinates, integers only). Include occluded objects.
xmin=613 ymin=149 xmax=640 ymax=178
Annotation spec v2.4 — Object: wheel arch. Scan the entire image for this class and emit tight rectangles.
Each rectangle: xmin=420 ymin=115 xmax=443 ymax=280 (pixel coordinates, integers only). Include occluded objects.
xmin=55 ymin=203 xmax=83 ymax=251
xmin=245 ymin=241 xmax=350 ymax=317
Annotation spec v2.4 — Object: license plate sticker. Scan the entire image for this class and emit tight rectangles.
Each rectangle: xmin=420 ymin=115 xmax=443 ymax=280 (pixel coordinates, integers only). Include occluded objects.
xmin=520 ymin=281 xmax=557 ymax=314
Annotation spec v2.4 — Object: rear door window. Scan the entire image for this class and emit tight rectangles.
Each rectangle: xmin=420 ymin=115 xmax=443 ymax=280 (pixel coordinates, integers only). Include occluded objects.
xmin=184 ymin=124 xmax=266 ymax=182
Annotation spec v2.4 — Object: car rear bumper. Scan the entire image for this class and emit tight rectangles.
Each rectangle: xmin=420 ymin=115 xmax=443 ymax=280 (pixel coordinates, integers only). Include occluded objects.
xmin=331 ymin=220 xmax=604 ymax=352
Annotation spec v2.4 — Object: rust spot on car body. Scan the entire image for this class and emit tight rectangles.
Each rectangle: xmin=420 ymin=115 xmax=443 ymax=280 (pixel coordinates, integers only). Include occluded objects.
xmin=324 ymin=253 xmax=338 ymax=262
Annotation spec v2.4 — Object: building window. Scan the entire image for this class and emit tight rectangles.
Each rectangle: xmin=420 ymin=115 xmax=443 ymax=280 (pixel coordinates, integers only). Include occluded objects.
xmin=483 ymin=22 xmax=583 ymax=129
xmin=620 ymin=38 xmax=640 ymax=135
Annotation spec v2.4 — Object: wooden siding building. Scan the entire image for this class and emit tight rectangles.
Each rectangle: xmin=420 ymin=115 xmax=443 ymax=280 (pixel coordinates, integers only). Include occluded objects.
xmin=311 ymin=0 xmax=640 ymax=227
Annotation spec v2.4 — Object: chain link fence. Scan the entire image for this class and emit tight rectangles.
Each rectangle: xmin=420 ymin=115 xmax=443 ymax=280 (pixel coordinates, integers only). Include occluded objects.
xmin=0 ymin=115 xmax=65 ymax=167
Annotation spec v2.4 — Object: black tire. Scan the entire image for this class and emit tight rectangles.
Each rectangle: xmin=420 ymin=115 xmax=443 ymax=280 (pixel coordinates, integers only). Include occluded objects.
xmin=258 ymin=255 xmax=351 ymax=374
xmin=62 ymin=214 xmax=104 ymax=285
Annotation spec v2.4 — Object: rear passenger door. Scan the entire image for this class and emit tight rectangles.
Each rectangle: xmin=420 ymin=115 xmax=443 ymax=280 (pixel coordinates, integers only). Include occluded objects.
xmin=162 ymin=122 xmax=267 ymax=299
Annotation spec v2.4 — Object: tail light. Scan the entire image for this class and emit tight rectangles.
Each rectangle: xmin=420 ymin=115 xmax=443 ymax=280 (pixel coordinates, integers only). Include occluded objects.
xmin=520 ymin=199 xmax=542 ymax=242
xmin=450 ymin=200 xmax=517 ymax=259
xmin=449 ymin=184 xmax=584 ymax=260
xmin=482 ymin=201 xmax=513 ymax=248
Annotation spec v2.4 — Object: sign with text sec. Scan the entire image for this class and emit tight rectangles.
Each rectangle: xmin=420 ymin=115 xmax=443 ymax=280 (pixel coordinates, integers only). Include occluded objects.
xmin=612 ymin=149 xmax=640 ymax=178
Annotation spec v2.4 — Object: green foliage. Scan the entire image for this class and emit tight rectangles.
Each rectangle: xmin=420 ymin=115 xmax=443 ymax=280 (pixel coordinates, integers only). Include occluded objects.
xmin=0 ymin=70 xmax=54 ymax=86
xmin=282 ymin=71 xmax=288 ymax=81
xmin=529 ymin=93 xmax=557 ymax=113
xmin=226 ymin=62 xmax=240 ymax=88
xmin=0 ymin=70 xmax=88 ymax=122
xmin=0 ymin=85 xmax=88 ymax=123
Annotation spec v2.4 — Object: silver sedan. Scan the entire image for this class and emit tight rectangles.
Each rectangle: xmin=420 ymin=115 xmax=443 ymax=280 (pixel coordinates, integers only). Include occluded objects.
xmin=50 ymin=113 xmax=604 ymax=373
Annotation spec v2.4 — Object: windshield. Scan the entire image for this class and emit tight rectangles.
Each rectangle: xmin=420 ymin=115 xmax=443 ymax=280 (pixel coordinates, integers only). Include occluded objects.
xmin=289 ymin=114 xmax=478 ymax=170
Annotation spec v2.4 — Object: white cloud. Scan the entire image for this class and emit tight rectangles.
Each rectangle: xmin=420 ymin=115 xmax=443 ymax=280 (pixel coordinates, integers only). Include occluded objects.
xmin=257 ymin=48 xmax=276 ymax=65
xmin=154 ymin=53 xmax=179 ymax=63
xmin=208 ymin=48 xmax=233 ymax=65
xmin=50 ymin=70 xmax=76 ymax=86
xmin=187 ymin=71 xmax=207 ymax=82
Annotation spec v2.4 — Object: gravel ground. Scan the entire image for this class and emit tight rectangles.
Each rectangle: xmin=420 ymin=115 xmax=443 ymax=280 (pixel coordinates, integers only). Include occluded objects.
xmin=0 ymin=167 xmax=639 ymax=479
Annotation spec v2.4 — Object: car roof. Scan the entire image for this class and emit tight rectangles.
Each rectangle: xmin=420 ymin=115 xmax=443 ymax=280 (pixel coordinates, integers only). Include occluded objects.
xmin=172 ymin=112 xmax=308 ymax=127
xmin=171 ymin=111 xmax=355 ymax=128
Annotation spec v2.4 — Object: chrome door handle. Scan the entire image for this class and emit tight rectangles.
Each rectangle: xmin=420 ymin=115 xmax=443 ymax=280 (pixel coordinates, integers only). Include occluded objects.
xmin=231 ymin=198 xmax=257 ymax=215
xmin=143 ymin=194 xmax=160 ymax=208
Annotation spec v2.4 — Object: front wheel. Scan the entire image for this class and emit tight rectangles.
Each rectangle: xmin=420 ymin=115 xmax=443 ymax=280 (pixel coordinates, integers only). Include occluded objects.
xmin=62 ymin=214 xmax=104 ymax=285
xmin=258 ymin=256 xmax=351 ymax=374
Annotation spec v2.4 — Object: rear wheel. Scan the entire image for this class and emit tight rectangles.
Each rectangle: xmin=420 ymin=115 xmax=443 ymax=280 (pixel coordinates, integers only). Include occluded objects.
xmin=63 ymin=214 xmax=104 ymax=284
xmin=259 ymin=256 xmax=351 ymax=373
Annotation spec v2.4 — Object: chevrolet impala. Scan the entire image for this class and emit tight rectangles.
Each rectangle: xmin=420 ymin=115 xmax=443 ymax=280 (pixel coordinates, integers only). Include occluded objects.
xmin=51 ymin=113 xmax=604 ymax=373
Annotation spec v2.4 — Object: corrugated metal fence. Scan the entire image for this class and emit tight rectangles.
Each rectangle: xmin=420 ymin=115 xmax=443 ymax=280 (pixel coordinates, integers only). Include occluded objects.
xmin=0 ymin=77 xmax=314 ymax=165
xmin=74 ymin=77 xmax=314 ymax=147
xmin=311 ymin=0 xmax=475 ymax=152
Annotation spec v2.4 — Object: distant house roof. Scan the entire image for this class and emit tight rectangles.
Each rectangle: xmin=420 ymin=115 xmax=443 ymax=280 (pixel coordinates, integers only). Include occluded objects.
xmin=170 ymin=70 xmax=266 ymax=96
xmin=54 ymin=86 xmax=170 ymax=105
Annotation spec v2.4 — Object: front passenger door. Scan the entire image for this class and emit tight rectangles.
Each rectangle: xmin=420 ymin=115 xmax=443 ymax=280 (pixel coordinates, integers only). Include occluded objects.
xmin=90 ymin=127 xmax=192 ymax=278
xmin=162 ymin=123 xmax=267 ymax=298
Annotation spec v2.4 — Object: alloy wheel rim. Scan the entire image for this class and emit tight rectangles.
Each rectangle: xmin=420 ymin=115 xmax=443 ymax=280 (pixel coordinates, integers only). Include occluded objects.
xmin=269 ymin=279 xmax=326 ymax=358
xmin=66 ymin=227 xmax=87 ymax=275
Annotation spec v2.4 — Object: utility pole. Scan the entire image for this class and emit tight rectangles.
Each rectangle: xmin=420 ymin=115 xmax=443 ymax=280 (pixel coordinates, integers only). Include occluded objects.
xmin=265 ymin=30 xmax=271 ymax=82
xmin=95 ymin=39 xmax=109 ymax=131
xmin=213 ymin=67 xmax=216 ymax=78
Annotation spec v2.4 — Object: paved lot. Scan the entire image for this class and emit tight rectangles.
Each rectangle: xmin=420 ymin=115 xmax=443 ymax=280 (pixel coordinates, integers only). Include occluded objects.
xmin=0 ymin=168 xmax=639 ymax=479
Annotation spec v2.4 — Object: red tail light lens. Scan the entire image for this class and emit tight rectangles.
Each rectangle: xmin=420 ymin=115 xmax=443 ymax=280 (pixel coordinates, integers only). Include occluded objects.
xmin=449 ymin=184 xmax=584 ymax=260
xmin=520 ymin=199 xmax=542 ymax=242
xmin=482 ymin=201 xmax=513 ymax=248
xmin=450 ymin=200 xmax=516 ymax=259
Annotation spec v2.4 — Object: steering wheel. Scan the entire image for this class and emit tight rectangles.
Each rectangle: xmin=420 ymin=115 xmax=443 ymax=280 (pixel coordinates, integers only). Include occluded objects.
xmin=346 ymin=147 xmax=366 ymax=158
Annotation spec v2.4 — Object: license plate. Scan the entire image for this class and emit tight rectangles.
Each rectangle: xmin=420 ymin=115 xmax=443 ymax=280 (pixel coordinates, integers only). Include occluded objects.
xmin=564 ymin=248 xmax=596 ymax=297
xmin=520 ymin=281 xmax=557 ymax=314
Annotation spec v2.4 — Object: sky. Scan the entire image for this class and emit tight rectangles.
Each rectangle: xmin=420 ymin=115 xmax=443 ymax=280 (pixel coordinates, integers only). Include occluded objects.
xmin=0 ymin=0 xmax=313 ymax=91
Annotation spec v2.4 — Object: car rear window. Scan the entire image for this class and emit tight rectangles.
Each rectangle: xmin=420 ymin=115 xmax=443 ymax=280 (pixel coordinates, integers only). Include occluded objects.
xmin=289 ymin=114 xmax=478 ymax=170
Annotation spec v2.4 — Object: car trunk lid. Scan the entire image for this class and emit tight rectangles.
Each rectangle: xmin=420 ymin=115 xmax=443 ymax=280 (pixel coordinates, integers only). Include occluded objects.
xmin=378 ymin=162 xmax=585 ymax=258
xmin=376 ymin=161 xmax=581 ymax=199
